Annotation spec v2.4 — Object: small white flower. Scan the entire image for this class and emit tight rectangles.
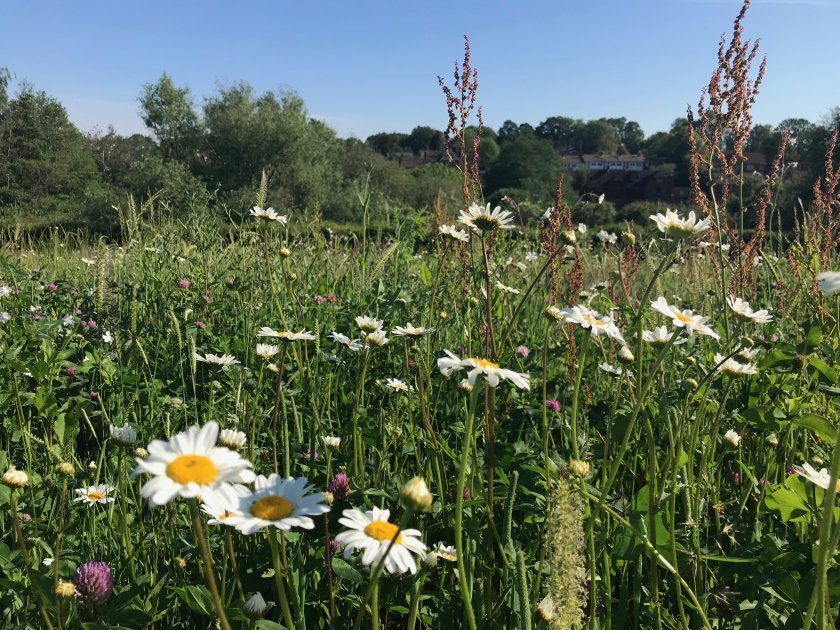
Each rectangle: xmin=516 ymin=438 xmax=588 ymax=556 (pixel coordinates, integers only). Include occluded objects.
xmin=525 ymin=251 xmax=539 ymax=263
xmin=577 ymin=223 xmax=588 ymax=234
xmin=218 ymin=428 xmax=247 ymax=450
xmin=723 ymin=429 xmax=741 ymax=447
xmin=458 ymin=202 xmax=515 ymax=233
xmin=256 ymin=343 xmax=280 ymax=360
xmin=435 ymin=543 xmax=457 ymax=562
xmin=714 ymin=353 xmax=757 ymax=377
xmin=391 ymin=323 xmax=435 ymax=338
xmin=437 ymin=351 xmax=529 ymax=390
xmin=495 ymin=280 xmax=520 ymax=295
xmin=242 ymin=592 xmax=270 ymax=620
xmin=74 ymin=484 xmax=116 ymax=505
xmin=817 ymin=271 xmax=840 ymax=297
xmin=598 ymin=362 xmax=626 ymax=376
xmin=81 ymin=257 xmax=96 ymax=266
xmin=0 ymin=284 xmax=10 ymax=298
xmin=0 ymin=312 xmax=10 ymax=324
xmin=595 ymin=230 xmax=617 ymax=245
xmin=642 ymin=326 xmax=687 ymax=346
xmin=793 ymin=462 xmax=840 ymax=492
xmin=385 ymin=378 xmax=411 ymax=392
xmin=322 ymin=436 xmax=341 ymax=450
xmin=438 ymin=224 xmax=470 ymax=243
xmin=193 ymin=353 xmax=241 ymax=370
xmin=61 ymin=314 xmax=74 ymax=327
xmin=258 ymin=327 xmax=316 ymax=342
xmin=102 ymin=331 xmax=114 ymax=344
xmin=250 ymin=206 xmax=287 ymax=225
xmin=727 ymin=297 xmax=773 ymax=324
xmin=650 ymin=297 xmax=720 ymax=340
xmin=355 ymin=315 xmax=384 ymax=333
xmin=329 ymin=332 xmax=362 ymax=352
xmin=109 ymin=424 xmax=137 ymax=446
xmin=558 ymin=305 xmax=625 ymax=343
xmin=650 ymin=208 xmax=710 ymax=238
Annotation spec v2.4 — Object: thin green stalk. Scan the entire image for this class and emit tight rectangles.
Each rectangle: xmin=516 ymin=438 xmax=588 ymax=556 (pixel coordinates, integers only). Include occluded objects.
xmin=188 ymin=500 xmax=232 ymax=630
xmin=267 ymin=528 xmax=296 ymax=630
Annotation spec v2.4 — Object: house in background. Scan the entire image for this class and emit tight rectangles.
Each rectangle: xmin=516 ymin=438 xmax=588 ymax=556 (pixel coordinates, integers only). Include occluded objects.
xmin=562 ymin=154 xmax=648 ymax=172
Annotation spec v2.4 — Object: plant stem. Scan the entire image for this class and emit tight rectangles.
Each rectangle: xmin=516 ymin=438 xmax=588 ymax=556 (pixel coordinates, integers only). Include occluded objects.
xmin=267 ymin=528 xmax=296 ymax=630
xmin=188 ymin=500 xmax=232 ymax=630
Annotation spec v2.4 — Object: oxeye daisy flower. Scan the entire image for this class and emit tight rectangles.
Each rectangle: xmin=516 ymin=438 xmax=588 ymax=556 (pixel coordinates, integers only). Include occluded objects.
xmin=723 ymin=429 xmax=741 ymax=447
xmin=385 ymin=377 xmax=411 ymax=392
xmin=256 ymin=343 xmax=280 ymax=360
xmin=334 ymin=507 xmax=427 ymax=575
xmin=329 ymin=331 xmax=362 ymax=352
xmin=438 ymin=224 xmax=470 ymax=242
xmin=364 ymin=330 xmax=388 ymax=347
xmin=650 ymin=208 xmax=710 ymax=239
xmin=435 ymin=543 xmax=457 ymax=562
xmin=595 ymin=230 xmax=617 ymax=245
xmin=793 ymin=463 xmax=840 ymax=492
xmin=495 ymin=280 xmax=520 ymax=294
xmin=218 ymin=428 xmax=247 ymax=450
xmin=234 ymin=475 xmax=330 ymax=535
xmin=598 ymin=362 xmax=632 ymax=378
xmin=193 ymin=353 xmax=241 ymax=370
xmin=74 ymin=484 xmax=116 ymax=505
xmin=458 ymin=202 xmax=515 ymax=233
xmin=201 ymin=484 xmax=249 ymax=527
xmin=816 ymin=271 xmax=840 ymax=297
xmin=437 ymin=351 xmax=530 ymax=390
xmin=727 ymin=297 xmax=773 ymax=324
xmin=250 ymin=206 xmax=287 ymax=225
xmin=558 ymin=305 xmax=625 ymax=343
xmin=355 ymin=315 xmax=384 ymax=333
xmin=642 ymin=325 xmax=687 ymax=346
xmin=650 ymin=297 xmax=720 ymax=340
xmin=258 ymin=327 xmax=316 ymax=342
xmin=714 ymin=353 xmax=757 ymax=377
xmin=133 ymin=421 xmax=255 ymax=507
xmin=391 ymin=323 xmax=435 ymax=337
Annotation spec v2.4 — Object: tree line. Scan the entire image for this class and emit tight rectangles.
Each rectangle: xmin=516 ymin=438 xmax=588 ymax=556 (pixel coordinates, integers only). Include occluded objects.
xmin=0 ymin=70 xmax=837 ymax=235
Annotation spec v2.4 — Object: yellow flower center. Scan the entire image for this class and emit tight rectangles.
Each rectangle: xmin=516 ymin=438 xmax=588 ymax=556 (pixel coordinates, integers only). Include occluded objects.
xmin=674 ymin=311 xmax=693 ymax=324
xmin=166 ymin=455 xmax=218 ymax=485
xmin=87 ymin=491 xmax=104 ymax=501
xmin=365 ymin=520 xmax=403 ymax=543
xmin=472 ymin=358 xmax=500 ymax=370
xmin=250 ymin=495 xmax=294 ymax=521
xmin=582 ymin=316 xmax=604 ymax=326
xmin=219 ymin=510 xmax=235 ymax=521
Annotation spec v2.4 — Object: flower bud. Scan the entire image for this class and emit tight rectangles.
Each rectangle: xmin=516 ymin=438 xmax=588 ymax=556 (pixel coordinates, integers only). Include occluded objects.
xmin=3 ymin=466 xmax=29 ymax=488
xmin=55 ymin=462 xmax=75 ymax=477
xmin=243 ymin=592 xmax=270 ymax=620
xmin=401 ymin=476 xmax=433 ymax=512
xmin=567 ymin=460 xmax=590 ymax=479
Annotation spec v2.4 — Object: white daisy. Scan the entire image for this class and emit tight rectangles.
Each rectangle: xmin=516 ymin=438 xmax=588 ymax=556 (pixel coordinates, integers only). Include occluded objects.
xmin=250 ymin=206 xmax=288 ymax=225
xmin=817 ymin=271 xmax=840 ymax=297
xmin=365 ymin=331 xmax=389 ymax=347
xmin=435 ymin=543 xmax=457 ymax=562
xmin=258 ymin=327 xmax=316 ymax=342
xmin=133 ymin=422 xmax=255 ymax=507
xmin=437 ymin=351 xmax=530 ymax=390
xmin=218 ymin=428 xmax=247 ymax=450
xmin=727 ymin=297 xmax=773 ymax=324
xmin=793 ymin=462 xmax=840 ymax=492
xmin=391 ymin=323 xmax=435 ymax=338
xmin=0 ymin=312 xmax=10 ymax=324
xmin=102 ymin=331 xmax=114 ymax=344
xmin=558 ymin=305 xmax=625 ymax=343
xmin=234 ymin=475 xmax=330 ymax=535
xmin=193 ymin=353 xmax=241 ymax=370
xmin=438 ymin=224 xmax=470 ymax=243
xmin=458 ymin=202 xmax=515 ymax=233
xmin=598 ymin=362 xmax=632 ymax=377
xmin=714 ymin=353 xmax=757 ymax=377
xmin=355 ymin=315 xmax=384 ymax=333
xmin=495 ymin=280 xmax=520 ymax=295
xmin=256 ymin=343 xmax=280 ymax=360
xmin=321 ymin=436 xmax=341 ymax=450
xmin=385 ymin=378 xmax=411 ymax=392
xmin=650 ymin=297 xmax=720 ymax=340
xmin=201 ymin=484 xmax=250 ymax=527
xmin=334 ymin=507 xmax=427 ymax=575
xmin=577 ymin=223 xmax=588 ymax=234
xmin=329 ymin=332 xmax=362 ymax=352
xmin=650 ymin=208 xmax=710 ymax=238
xmin=74 ymin=484 xmax=116 ymax=505
xmin=723 ymin=429 xmax=741 ymax=447
xmin=525 ymin=251 xmax=539 ymax=263
xmin=642 ymin=326 xmax=687 ymax=346
xmin=595 ymin=230 xmax=617 ymax=245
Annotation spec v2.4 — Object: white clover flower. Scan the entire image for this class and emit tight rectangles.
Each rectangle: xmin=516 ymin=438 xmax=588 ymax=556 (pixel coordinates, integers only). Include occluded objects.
xmin=193 ymin=353 xmax=241 ymax=370
xmin=650 ymin=208 xmax=710 ymax=238
xmin=334 ymin=507 xmax=427 ymax=575
xmin=817 ymin=271 xmax=840 ymax=297
xmin=74 ymin=484 xmax=116 ymax=505
xmin=558 ymin=305 xmax=625 ymax=343
xmin=250 ymin=206 xmax=287 ymax=225
xmin=650 ymin=297 xmax=720 ymax=340
xmin=727 ymin=297 xmax=773 ymax=324
xmin=437 ymin=351 xmax=529 ymax=390
xmin=458 ymin=202 xmax=515 ymax=233
xmin=438 ymin=224 xmax=470 ymax=243
xmin=61 ymin=314 xmax=73 ymax=327
xmin=132 ymin=421 xmax=255 ymax=506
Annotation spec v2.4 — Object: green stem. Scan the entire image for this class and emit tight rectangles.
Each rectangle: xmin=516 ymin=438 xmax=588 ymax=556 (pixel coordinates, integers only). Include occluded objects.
xmin=267 ymin=528 xmax=296 ymax=630
xmin=188 ymin=500 xmax=232 ymax=630
xmin=454 ymin=386 xmax=480 ymax=630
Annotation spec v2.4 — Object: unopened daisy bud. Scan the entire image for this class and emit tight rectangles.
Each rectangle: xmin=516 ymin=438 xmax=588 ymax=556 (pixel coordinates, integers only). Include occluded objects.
xmin=567 ymin=460 xmax=590 ymax=479
xmin=740 ymin=336 xmax=755 ymax=348
xmin=88 ymin=461 xmax=97 ymax=470
xmin=723 ymin=429 xmax=741 ymax=448
xmin=243 ymin=592 xmax=269 ymax=620
xmin=561 ymin=230 xmax=577 ymax=244
xmin=766 ymin=433 xmax=779 ymax=446
xmin=685 ymin=356 xmax=697 ymax=365
xmin=322 ymin=436 xmax=341 ymax=451
xmin=617 ymin=346 xmax=634 ymax=364
xmin=322 ymin=491 xmax=335 ymax=506
xmin=268 ymin=363 xmax=280 ymax=373
xmin=218 ymin=428 xmax=247 ymax=450
xmin=439 ymin=311 xmax=448 ymax=319
xmin=421 ymin=551 xmax=439 ymax=570
xmin=684 ymin=377 xmax=699 ymax=389
xmin=469 ymin=296 xmax=479 ymax=306
xmin=621 ymin=230 xmax=636 ymax=246
xmin=813 ymin=455 xmax=825 ymax=465
xmin=401 ymin=476 xmax=433 ymax=512
xmin=134 ymin=447 xmax=149 ymax=459
xmin=55 ymin=580 xmax=76 ymax=598
xmin=109 ymin=423 xmax=137 ymax=446
xmin=288 ymin=271 xmax=298 ymax=281
xmin=3 ymin=466 xmax=29 ymax=488
xmin=175 ymin=556 xmax=187 ymax=569
xmin=544 ymin=305 xmax=563 ymax=323
xmin=279 ymin=247 xmax=291 ymax=258
xmin=55 ymin=462 xmax=75 ymax=477
xmin=458 ymin=379 xmax=473 ymax=393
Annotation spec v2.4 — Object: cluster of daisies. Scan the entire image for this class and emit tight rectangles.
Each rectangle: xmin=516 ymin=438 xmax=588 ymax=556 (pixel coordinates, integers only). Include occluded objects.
xmin=131 ymin=421 xmax=437 ymax=576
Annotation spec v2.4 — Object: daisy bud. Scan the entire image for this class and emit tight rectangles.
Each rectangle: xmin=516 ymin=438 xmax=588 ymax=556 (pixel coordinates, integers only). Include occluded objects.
xmin=55 ymin=462 xmax=75 ymax=477
xmin=322 ymin=491 xmax=335 ymax=506
xmin=3 ymin=466 xmax=29 ymax=488
xmin=55 ymin=580 xmax=77 ymax=598
xmin=175 ymin=556 xmax=187 ymax=569
xmin=684 ymin=378 xmax=700 ymax=390
xmin=544 ymin=305 xmax=563 ymax=323
xmin=88 ymin=461 xmax=97 ymax=470
xmin=218 ymin=428 xmax=247 ymax=450
xmin=567 ymin=460 xmax=590 ymax=479
xmin=621 ymin=230 xmax=636 ymax=246
xmin=279 ymin=247 xmax=291 ymax=258
xmin=439 ymin=311 xmax=448 ymax=319
xmin=723 ymin=430 xmax=741 ymax=448
xmin=458 ymin=379 xmax=473 ymax=394
xmin=289 ymin=271 xmax=298 ymax=281
xmin=561 ymin=230 xmax=577 ymax=244
xmin=135 ymin=447 xmax=149 ymax=459
xmin=767 ymin=433 xmax=779 ymax=446
xmin=617 ymin=346 xmax=634 ymax=364
xmin=243 ymin=592 xmax=270 ymax=620
xmin=740 ymin=336 xmax=755 ymax=348
xmin=421 ymin=551 xmax=439 ymax=570
xmin=401 ymin=476 xmax=433 ymax=512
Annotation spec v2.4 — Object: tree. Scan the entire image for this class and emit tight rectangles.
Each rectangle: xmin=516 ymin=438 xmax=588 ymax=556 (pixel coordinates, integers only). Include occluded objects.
xmin=484 ymin=135 xmax=562 ymax=203
xmin=139 ymin=73 xmax=199 ymax=161
xmin=402 ymin=126 xmax=443 ymax=154
xmin=536 ymin=116 xmax=582 ymax=153
xmin=621 ymin=121 xmax=645 ymax=154
xmin=581 ymin=119 xmax=620 ymax=154
xmin=366 ymin=132 xmax=408 ymax=157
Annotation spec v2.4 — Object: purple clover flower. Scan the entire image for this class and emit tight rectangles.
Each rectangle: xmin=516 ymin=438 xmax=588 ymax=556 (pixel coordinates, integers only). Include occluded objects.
xmin=327 ymin=473 xmax=350 ymax=501
xmin=73 ymin=561 xmax=114 ymax=606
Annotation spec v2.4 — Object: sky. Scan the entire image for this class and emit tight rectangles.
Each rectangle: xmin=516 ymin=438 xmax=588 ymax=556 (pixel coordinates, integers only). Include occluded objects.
xmin=2 ymin=0 xmax=838 ymax=141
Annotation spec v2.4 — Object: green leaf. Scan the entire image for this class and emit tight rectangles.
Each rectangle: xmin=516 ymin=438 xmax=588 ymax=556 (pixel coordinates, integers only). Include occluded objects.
xmin=764 ymin=485 xmax=810 ymax=523
xmin=801 ymin=322 xmax=822 ymax=354
xmin=420 ymin=260 xmax=432 ymax=286
xmin=794 ymin=414 xmax=837 ymax=443
xmin=808 ymin=358 xmax=838 ymax=385
xmin=332 ymin=556 xmax=364 ymax=583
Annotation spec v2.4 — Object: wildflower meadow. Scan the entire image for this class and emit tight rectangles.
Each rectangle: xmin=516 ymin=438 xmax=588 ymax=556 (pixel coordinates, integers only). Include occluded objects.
xmin=2 ymin=2 xmax=840 ymax=629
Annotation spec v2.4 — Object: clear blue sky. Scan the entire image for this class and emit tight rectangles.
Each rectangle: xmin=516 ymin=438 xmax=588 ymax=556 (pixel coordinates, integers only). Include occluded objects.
xmin=2 ymin=0 xmax=837 ymax=140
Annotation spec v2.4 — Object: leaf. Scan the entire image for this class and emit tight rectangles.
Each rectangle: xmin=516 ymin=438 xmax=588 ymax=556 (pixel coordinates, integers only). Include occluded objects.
xmin=764 ymin=485 xmax=810 ymax=523
xmin=808 ymin=358 xmax=838 ymax=385
xmin=332 ymin=556 xmax=364 ymax=583
xmin=801 ymin=322 xmax=822 ymax=354
xmin=420 ymin=260 xmax=432 ymax=287
xmin=794 ymin=413 xmax=837 ymax=443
